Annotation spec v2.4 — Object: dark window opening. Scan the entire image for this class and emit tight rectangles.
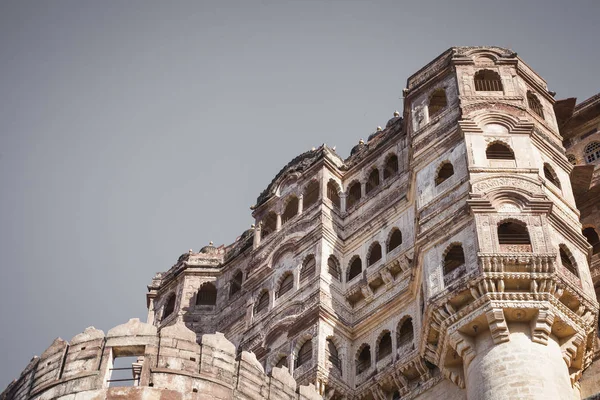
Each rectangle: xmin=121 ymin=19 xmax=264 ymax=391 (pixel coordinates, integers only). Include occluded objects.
xmin=277 ymin=274 xmax=293 ymax=298
xmin=282 ymin=196 xmax=299 ymax=224
xmin=397 ymin=318 xmax=414 ymax=348
xmin=328 ymin=256 xmax=341 ymax=281
xmin=377 ymin=332 xmax=392 ymax=361
xmin=196 ymin=282 xmax=217 ymax=306
xmin=356 ymin=346 xmax=371 ymax=374
xmin=527 ymin=91 xmax=544 ymax=119
xmin=326 ymin=339 xmax=341 ymax=372
xmin=387 ymin=229 xmax=402 ymax=253
xmin=296 ymin=341 xmax=312 ymax=368
xmin=327 ymin=181 xmax=341 ymax=209
xmin=368 ymin=243 xmax=382 ymax=266
xmin=428 ymin=88 xmax=447 ymax=118
xmin=348 ymin=257 xmax=362 ymax=281
xmin=303 ymin=181 xmax=319 ymax=209
xmin=163 ymin=294 xmax=176 ymax=319
xmin=583 ymin=227 xmax=600 ymax=255
xmin=347 ymin=181 xmax=362 ymax=208
xmin=498 ymin=222 xmax=531 ymax=245
xmin=474 ymin=69 xmax=503 ymax=92
xmin=435 ymin=162 xmax=454 ymax=185
xmin=383 ymin=155 xmax=399 ymax=179
xmin=543 ymin=164 xmax=561 ymax=189
xmin=255 ymin=291 xmax=269 ymax=314
xmin=486 ymin=143 xmax=514 ymax=160
xmin=366 ymin=169 xmax=380 ymax=194
xmin=261 ymin=212 xmax=278 ymax=238
xmin=560 ymin=247 xmax=578 ymax=277
xmin=300 ymin=256 xmax=316 ymax=282
xmin=443 ymin=245 xmax=465 ymax=276
xmin=230 ymin=271 xmax=243 ymax=297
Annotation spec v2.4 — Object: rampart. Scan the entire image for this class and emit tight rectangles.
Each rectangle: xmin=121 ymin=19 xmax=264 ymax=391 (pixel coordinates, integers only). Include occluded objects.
xmin=1 ymin=318 xmax=321 ymax=400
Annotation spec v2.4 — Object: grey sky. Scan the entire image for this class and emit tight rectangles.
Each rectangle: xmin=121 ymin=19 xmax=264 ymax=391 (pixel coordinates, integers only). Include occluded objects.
xmin=0 ymin=0 xmax=598 ymax=388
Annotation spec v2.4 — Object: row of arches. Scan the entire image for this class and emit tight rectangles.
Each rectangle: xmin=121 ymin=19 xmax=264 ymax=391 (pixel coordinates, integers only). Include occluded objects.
xmin=274 ymin=338 xmax=341 ymax=374
xmin=345 ymin=228 xmax=403 ymax=282
xmin=442 ymin=222 xmax=581 ymax=281
xmin=326 ymin=153 xmax=400 ymax=212
xmin=261 ymin=180 xmax=320 ymax=238
xmin=356 ymin=318 xmax=414 ymax=374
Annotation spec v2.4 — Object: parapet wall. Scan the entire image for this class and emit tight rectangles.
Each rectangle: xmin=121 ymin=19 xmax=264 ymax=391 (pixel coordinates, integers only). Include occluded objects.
xmin=1 ymin=318 xmax=321 ymax=400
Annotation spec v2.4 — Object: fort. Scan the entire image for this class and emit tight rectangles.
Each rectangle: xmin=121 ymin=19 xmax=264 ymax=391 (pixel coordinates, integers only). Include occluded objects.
xmin=3 ymin=47 xmax=600 ymax=400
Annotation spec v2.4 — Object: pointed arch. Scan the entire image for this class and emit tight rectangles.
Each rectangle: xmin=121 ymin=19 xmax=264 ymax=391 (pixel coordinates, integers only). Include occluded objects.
xmin=527 ymin=91 xmax=544 ymax=119
xmin=366 ymin=168 xmax=380 ymax=194
xmin=295 ymin=339 xmax=313 ymax=368
xmin=383 ymin=153 xmax=399 ymax=179
xmin=196 ymin=282 xmax=217 ymax=306
xmin=559 ymin=245 xmax=578 ymax=277
xmin=229 ymin=270 xmax=243 ymax=297
xmin=486 ymin=142 xmax=515 ymax=160
xmin=163 ymin=294 xmax=176 ymax=319
xmin=376 ymin=330 xmax=392 ymax=361
xmin=387 ymin=228 xmax=403 ymax=253
xmin=428 ymin=88 xmax=447 ymax=118
xmin=543 ymin=163 xmax=561 ymax=189
xmin=327 ymin=180 xmax=341 ymax=209
xmin=498 ymin=220 xmax=531 ymax=251
xmin=443 ymin=243 xmax=465 ymax=276
xmin=276 ymin=273 xmax=294 ymax=298
xmin=325 ymin=338 xmax=341 ymax=372
xmin=300 ymin=254 xmax=316 ymax=283
xmin=327 ymin=255 xmax=341 ymax=281
xmin=397 ymin=317 xmax=414 ymax=348
xmin=356 ymin=344 xmax=371 ymax=374
xmin=346 ymin=180 xmax=362 ymax=208
xmin=303 ymin=180 xmax=320 ymax=209
xmin=435 ymin=161 xmax=454 ymax=186
xmin=261 ymin=211 xmax=278 ymax=238
xmin=367 ymin=242 xmax=382 ymax=266
xmin=255 ymin=290 xmax=269 ymax=315
xmin=347 ymin=256 xmax=362 ymax=281
xmin=474 ymin=69 xmax=503 ymax=92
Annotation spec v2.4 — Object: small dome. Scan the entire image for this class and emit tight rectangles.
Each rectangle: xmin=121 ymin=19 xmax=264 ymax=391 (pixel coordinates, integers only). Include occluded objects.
xmin=200 ymin=243 xmax=217 ymax=254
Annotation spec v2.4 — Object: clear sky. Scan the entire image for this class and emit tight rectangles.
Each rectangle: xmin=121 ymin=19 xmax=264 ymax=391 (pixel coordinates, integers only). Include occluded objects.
xmin=0 ymin=0 xmax=598 ymax=388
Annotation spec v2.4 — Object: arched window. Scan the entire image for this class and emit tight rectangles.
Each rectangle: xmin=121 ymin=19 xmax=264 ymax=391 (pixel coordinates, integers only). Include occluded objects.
xmin=584 ymin=142 xmax=600 ymax=164
xmin=397 ymin=318 xmax=414 ymax=348
xmin=229 ymin=271 xmax=243 ymax=297
xmin=428 ymin=88 xmax=447 ymax=118
xmin=300 ymin=255 xmax=316 ymax=283
xmin=498 ymin=222 xmax=531 ymax=251
xmin=377 ymin=332 xmax=392 ymax=361
xmin=527 ymin=91 xmax=544 ymax=118
xmin=583 ymin=227 xmax=600 ymax=255
xmin=387 ymin=229 xmax=402 ymax=253
xmin=275 ymin=356 xmax=288 ymax=369
xmin=435 ymin=162 xmax=454 ymax=186
xmin=327 ymin=181 xmax=341 ymax=209
xmin=255 ymin=291 xmax=269 ymax=314
xmin=196 ymin=282 xmax=217 ymax=306
xmin=368 ymin=242 xmax=382 ymax=266
xmin=163 ymin=294 xmax=176 ymax=319
xmin=383 ymin=155 xmax=399 ymax=179
xmin=443 ymin=244 xmax=465 ymax=276
xmin=303 ymin=180 xmax=319 ymax=209
xmin=296 ymin=341 xmax=312 ymax=368
xmin=347 ymin=181 xmax=362 ymax=208
xmin=261 ymin=212 xmax=278 ymax=238
xmin=327 ymin=255 xmax=341 ymax=281
xmin=326 ymin=339 xmax=341 ymax=371
xmin=474 ymin=69 xmax=503 ymax=92
xmin=276 ymin=274 xmax=294 ymax=298
xmin=366 ymin=169 xmax=380 ymax=194
xmin=282 ymin=196 xmax=299 ymax=224
xmin=567 ymin=154 xmax=577 ymax=165
xmin=348 ymin=257 xmax=362 ymax=281
xmin=543 ymin=163 xmax=561 ymax=189
xmin=560 ymin=246 xmax=578 ymax=277
xmin=486 ymin=142 xmax=515 ymax=160
xmin=356 ymin=345 xmax=371 ymax=374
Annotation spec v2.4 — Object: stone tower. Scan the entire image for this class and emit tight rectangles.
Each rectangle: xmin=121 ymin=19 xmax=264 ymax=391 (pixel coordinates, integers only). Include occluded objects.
xmin=3 ymin=47 xmax=599 ymax=400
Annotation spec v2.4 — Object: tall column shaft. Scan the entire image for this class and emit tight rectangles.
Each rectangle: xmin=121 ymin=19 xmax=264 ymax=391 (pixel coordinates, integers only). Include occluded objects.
xmin=465 ymin=323 xmax=575 ymax=400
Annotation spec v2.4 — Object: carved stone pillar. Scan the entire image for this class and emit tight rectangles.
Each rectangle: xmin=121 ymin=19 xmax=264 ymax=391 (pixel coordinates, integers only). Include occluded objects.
xmin=253 ymin=223 xmax=261 ymax=249
xmin=276 ymin=213 xmax=282 ymax=231
xmin=339 ymin=192 xmax=347 ymax=214
xmin=298 ymin=194 xmax=304 ymax=215
xmin=146 ymin=297 xmax=155 ymax=325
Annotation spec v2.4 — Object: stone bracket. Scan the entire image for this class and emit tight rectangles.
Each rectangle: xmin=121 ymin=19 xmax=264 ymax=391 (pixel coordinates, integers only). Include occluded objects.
xmin=530 ymin=309 xmax=554 ymax=345
xmin=485 ymin=308 xmax=510 ymax=344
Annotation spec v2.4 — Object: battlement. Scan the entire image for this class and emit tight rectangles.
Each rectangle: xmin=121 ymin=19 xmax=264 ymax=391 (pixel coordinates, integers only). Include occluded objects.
xmin=1 ymin=318 xmax=321 ymax=400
